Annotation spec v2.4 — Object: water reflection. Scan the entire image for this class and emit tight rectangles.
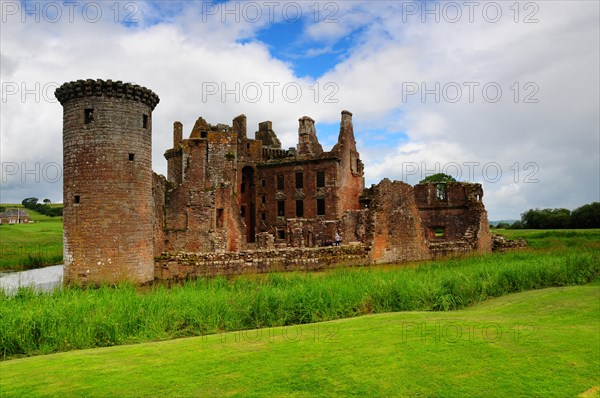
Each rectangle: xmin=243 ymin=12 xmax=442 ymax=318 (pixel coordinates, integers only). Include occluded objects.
xmin=0 ymin=265 xmax=63 ymax=295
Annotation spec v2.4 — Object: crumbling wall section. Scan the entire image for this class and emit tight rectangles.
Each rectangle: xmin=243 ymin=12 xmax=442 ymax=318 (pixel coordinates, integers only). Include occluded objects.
xmin=365 ymin=179 xmax=430 ymax=263
xmin=155 ymin=244 xmax=369 ymax=280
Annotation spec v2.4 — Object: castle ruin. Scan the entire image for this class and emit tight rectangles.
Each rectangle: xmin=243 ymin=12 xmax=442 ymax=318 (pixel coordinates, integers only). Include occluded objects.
xmin=56 ymin=79 xmax=492 ymax=285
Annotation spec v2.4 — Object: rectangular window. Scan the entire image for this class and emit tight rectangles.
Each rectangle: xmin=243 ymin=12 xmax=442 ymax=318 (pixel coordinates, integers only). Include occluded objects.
xmin=74 ymin=195 xmax=81 ymax=204
xmin=295 ymin=172 xmax=303 ymax=189
xmin=261 ymin=195 xmax=266 ymax=204
xmin=316 ymin=198 xmax=325 ymax=216
xmin=260 ymin=179 xmax=266 ymax=187
xmin=201 ymin=131 xmax=207 ymax=138
xmin=216 ymin=209 xmax=224 ymax=228
xmin=316 ymin=171 xmax=325 ymax=188
xmin=434 ymin=227 xmax=446 ymax=237
xmin=84 ymin=109 xmax=94 ymax=124
xmin=143 ymin=114 xmax=149 ymax=129
xmin=277 ymin=174 xmax=284 ymax=190
xmin=128 ymin=153 xmax=135 ymax=161
xmin=296 ymin=200 xmax=304 ymax=217
xmin=277 ymin=200 xmax=285 ymax=217
xmin=277 ymin=229 xmax=286 ymax=240
xmin=261 ymin=212 xmax=266 ymax=221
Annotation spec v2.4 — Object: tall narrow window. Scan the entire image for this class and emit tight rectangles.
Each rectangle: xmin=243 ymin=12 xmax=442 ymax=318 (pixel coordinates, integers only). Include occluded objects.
xmin=295 ymin=200 xmax=304 ymax=217
xmin=142 ymin=114 xmax=149 ymax=129
xmin=316 ymin=171 xmax=325 ymax=188
xmin=216 ymin=208 xmax=224 ymax=228
xmin=277 ymin=229 xmax=286 ymax=240
xmin=128 ymin=153 xmax=135 ymax=161
xmin=317 ymin=198 xmax=325 ymax=216
xmin=261 ymin=195 xmax=266 ymax=204
xmin=84 ymin=109 xmax=94 ymax=124
xmin=295 ymin=172 xmax=303 ymax=189
xmin=277 ymin=174 xmax=284 ymax=190
xmin=74 ymin=195 xmax=81 ymax=204
xmin=277 ymin=200 xmax=285 ymax=217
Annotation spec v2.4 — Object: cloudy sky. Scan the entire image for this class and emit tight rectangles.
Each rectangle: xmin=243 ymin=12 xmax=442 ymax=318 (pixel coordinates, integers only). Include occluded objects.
xmin=1 ymin=0 xmax=598 ymax=220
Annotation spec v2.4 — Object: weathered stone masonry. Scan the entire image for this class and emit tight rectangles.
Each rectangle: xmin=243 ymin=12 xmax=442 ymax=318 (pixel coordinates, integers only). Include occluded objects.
xmin=56 ymin=79 xmax=493 ymax=285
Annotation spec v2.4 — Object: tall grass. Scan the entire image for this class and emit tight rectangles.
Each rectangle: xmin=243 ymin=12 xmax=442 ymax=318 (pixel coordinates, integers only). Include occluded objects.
xmin=1 ymin=248 xmax=598 ymax=360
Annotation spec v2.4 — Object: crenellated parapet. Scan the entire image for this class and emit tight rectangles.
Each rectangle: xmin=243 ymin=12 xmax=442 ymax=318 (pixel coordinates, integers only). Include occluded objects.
xmin=55 ymin=79 xmax=160 ymax=110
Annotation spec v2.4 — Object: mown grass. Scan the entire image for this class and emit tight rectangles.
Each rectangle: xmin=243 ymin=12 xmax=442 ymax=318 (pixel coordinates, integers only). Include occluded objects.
xmin=1 ymin=284 xmax=598 ymax=397
xmin=1 ymin=243 xmax=598 ymax=360
xmin=0 ymin=204 xmax=63 ymax=270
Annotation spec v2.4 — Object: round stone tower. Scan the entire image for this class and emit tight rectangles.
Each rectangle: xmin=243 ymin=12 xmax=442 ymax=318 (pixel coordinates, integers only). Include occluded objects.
xmin=55 ymin=79 xmax=160 ymax=285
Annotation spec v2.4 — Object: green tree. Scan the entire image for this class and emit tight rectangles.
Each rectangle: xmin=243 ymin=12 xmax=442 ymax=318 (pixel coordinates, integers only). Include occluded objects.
xmin=419 ymin=173 xmax=457 ymax=184
xmin=571 ymin=202 xmax=600 ymax=228
xmin=21 ymin=197 xmax=39 ymax=209
xmin=43 ymin=199 xmax=51 ymax=204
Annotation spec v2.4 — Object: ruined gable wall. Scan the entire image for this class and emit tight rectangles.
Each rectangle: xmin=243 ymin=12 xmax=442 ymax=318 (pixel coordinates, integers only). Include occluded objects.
xmin=414 ymin=182 xmax=492 ymax=255
xmin=365 ymin=179 xmax=430 ymax=263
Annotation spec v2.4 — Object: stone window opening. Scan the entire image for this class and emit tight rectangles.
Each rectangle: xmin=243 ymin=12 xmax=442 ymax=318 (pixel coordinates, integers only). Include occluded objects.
xmin=216 ymin=208 xmax=224 ymax=228
xmin=316 ymin=171 xmax=325 ymax=188
xmin=277 ymin=174 xmax=284 ymax=191
xmin=261 ymin=212 xmax=266 ymax=220
xmin=316 ymin=198 xmax=325 ymax=216
xmin=84 ymin=108 xmax=94 ymax=124
xmin=296 ymin=200 xmax=304 ymax=217
xmin=430 ymin=226 xmax=446 ymax=238
xmin=142 ymin=114 xmax=149 ymax=129
xmin=436 ymin=184 xmax=447 ymax=201
xmin=261 ymin=195 xmax=266 ymax=204
xmin=260 ymin=179 xmax=266 ymax=187
xmin=277 ymin=229 xmax=286 ymax=240
xmin=74 ymin=195 xmax=80 ymax=204
xmin=277 ymin=200 xmax=285 ymax=217
xmin=128 ymin=153 xmax=135 ymax=161
xmin=201 ymin=131 xmax=207 ymax=138
xmin=295 ymin=172 xmax=303 ymax=189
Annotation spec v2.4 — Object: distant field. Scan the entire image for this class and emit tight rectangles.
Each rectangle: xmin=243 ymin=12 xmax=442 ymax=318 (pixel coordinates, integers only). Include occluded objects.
xmin=0 ymin=204 xmax=63 ymax=270
xmin=1 ymin=284 xmax=598 ymax=397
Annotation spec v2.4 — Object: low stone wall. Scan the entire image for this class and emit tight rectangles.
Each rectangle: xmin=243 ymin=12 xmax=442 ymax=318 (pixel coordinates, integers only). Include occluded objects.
xmin=492 ymin=234 xmax=527 ymax=251
xmin=155 ymin=244 xmax=370 ymax=280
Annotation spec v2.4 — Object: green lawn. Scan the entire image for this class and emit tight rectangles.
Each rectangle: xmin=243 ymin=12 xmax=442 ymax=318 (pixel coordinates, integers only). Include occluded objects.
xmin=0 ymin=204 xmax=63 ymax=270
xmin=1 ymin=284 xmax=598 ymax=397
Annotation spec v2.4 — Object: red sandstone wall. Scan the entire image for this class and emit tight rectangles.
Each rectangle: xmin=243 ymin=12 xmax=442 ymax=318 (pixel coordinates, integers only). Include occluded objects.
xmin=57 ymin=80 xmax=158 ymax=285
xmin=366 ymin=179 xmax=430 ymax=263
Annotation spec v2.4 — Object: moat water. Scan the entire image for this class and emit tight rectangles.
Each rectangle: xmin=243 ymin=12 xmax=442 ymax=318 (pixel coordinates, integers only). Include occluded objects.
xmin=0 ymin=265 xmax=64 ymax=295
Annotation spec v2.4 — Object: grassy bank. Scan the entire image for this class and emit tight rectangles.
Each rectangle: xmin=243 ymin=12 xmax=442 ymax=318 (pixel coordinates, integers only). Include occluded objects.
xmin=1 ymin=284 xmax=598 ymax=397
xmin=1 ymin=242 xmax=598 ymax=360
xmin=0 ymin=204 xmax=63 ymax=270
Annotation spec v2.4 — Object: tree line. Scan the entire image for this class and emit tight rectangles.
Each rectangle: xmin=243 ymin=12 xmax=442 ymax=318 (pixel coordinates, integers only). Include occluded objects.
xmin=494 ymin=202 xmax=600 ymax=229
xmin=21 ymin=197 xmax=63 ymax=217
